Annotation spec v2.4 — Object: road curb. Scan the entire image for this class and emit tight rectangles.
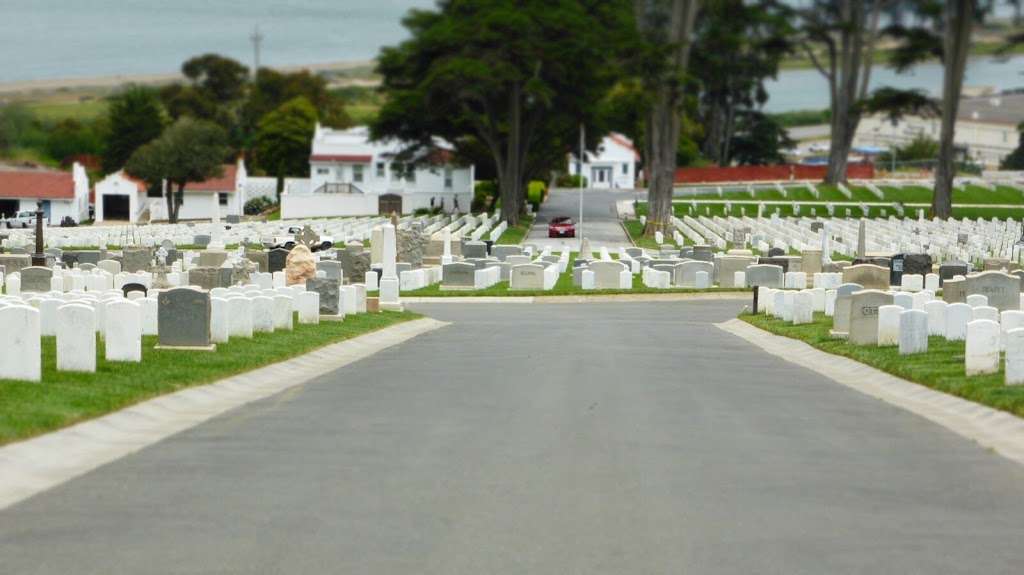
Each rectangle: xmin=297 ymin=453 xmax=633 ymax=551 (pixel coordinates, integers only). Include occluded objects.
xmin=717 ymin=318 xmax=1024 ymax=467
xmin=0 ymin=317 xmax=449 ymax=512
xmin=404 ymin=292 xmax=751 ymax=304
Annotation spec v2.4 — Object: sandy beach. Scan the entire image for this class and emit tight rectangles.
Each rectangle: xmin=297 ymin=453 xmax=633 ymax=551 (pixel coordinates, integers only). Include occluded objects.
xmin=0 ymin=59 xmax=377 ymax=96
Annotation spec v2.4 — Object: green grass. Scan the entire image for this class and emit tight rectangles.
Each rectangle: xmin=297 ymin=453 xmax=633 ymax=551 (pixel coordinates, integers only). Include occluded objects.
xmin=22 ymin=98 xmax=109 ymax=122
xmin=494 ymin=214 xmax=535 ymax=245
xmin=624 ymin=219 xmax=678 ymax=249
xmin=742 ymin=312 xmax=1024 ymax=419
xmin=0 ymin=310 xmax=418 ymax=445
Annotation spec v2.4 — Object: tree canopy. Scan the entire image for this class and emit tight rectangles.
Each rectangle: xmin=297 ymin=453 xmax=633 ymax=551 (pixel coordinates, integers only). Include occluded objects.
xmin=372 ymin=0 xmax=633 ymax=225
xmin=126 ymin=117 xmax=229 ymax=223
xmin=253 ymin=96 xmax=319 ymax=185
xmin=102 ymin=86 xmax=165 ymax=173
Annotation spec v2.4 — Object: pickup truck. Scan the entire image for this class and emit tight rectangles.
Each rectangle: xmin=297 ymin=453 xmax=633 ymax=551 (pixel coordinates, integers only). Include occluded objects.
xmin=268 ymin=227 xmax=334 ymax=252
xmin=5 ymin=210 xmax=38 ymax=229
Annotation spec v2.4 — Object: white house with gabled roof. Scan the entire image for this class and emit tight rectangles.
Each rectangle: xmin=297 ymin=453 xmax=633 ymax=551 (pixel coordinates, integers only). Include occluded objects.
xmin=281 ymin=125 xmax=474 ymax=219
xmin=567 ymin=133 xmax=640 ymax=189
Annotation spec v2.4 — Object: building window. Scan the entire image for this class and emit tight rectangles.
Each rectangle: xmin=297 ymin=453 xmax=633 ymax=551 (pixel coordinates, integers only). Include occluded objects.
xmin=391 ymin=163 xmax=402 ymax=182
xmin=622 ymin=163 xmax=628 ymax=175
xmin=376 ymin=162 xmax=385 ymax=178
xmin=353 ymin=164 xmax=364 ymax=183
xmin=218 ymin=193 xmax=228 ymax=206
xmin=444 ymin=168 xmax=453 ymax=189
xmin=1004 ymin=131 xmax=1009 ymax=143
xmin=405 ymin=166 xmax=416 ymax=183
xmin=316 ymin=167 xmax=329 ymax=175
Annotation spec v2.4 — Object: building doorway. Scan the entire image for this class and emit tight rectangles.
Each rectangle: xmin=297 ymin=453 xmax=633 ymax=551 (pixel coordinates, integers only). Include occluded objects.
xmin=590 ymin=166 xmax=612 ymax=189
xmin=103 ymin=195 xmax=130 ymax=221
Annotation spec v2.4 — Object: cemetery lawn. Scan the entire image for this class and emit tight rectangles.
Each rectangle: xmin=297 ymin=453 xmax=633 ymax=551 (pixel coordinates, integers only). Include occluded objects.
xmin=741 ymin=312 xmax=1024 ymax=419
xmin=623 ymin=219 xmax=679 ymax=250
xmin=0 ymin=310 xmax=419 ymax=445
xmin=495 ymin=215 xmax=535 ymax=244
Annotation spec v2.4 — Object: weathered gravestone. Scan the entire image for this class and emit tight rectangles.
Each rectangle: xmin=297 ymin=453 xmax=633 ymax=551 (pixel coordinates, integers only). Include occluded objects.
xmin=716 ymin=255 xmax=756 ymax=288
xmin=509 ymin=264 xmax=546 ymax=290
xmin=198 ymin=250 xmax=229 ymax=268
xmin=442 ymin=262 xmax=476 ymax=289
xmin=20 ymin=266 xmax=53 ymax=292
xmin=157 ymin=288 xmax=212 ymax=348
xmin=338 ymin=248 xmax=371 ymax=282
xmin=848 ymin=289 xmax=894 ymax=345
xmin=0 ymin=254 xmax=31 ymax=275
xmin=193 ymin=234 xmax=211 ymax=247
xmin=491 ymin=245 xmax=523 ymax=261
xmin=306 ymin=277 xmax=341 ymax=315
xmin=188 ymin=267 xmax=232 ymax=290
xmin=97 ymin=259 xmax=121 ymax=276
xmin=943 ymin=277 xmax=968 ymax=304
xmin=965 ymin=271 xmax=1020 ymax=311
xmin=691 ymin=245 xmax=713 ymax=262
xmin=317 ymin=260 xmax=344 ymax=283
xmin=463 ymin=241 xmax=488 ymax=259
xmin=801 ymin=250 xmax=823 ymax=275
xmin=842 ymin=264 xmax=889 ymax=290
xmin=122 ymin=248 xmax=152 ymax=273
xmin=744 ymin=264 xmax=784 ymax=288
xmin=397 ymin=228 xmax=428 ymax=266
xmin=624 ymin=247 xmax=644 ymax=259
xmin=830 ymin=282 xmax=864 ymax=336
xmin=245 ymin=250 xmax=269 ymax=273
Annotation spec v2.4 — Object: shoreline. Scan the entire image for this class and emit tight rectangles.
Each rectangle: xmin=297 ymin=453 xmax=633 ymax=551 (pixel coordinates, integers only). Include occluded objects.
xmin=0 ymin=59 xmax=377 ymax=96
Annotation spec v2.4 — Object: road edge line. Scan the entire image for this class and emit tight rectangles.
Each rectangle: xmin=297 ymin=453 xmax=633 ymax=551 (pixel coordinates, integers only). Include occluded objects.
xmin=716 ymin=318 xmax=1024 ymax=467
xmin=0 ymin=317 xmax=449 ymax=512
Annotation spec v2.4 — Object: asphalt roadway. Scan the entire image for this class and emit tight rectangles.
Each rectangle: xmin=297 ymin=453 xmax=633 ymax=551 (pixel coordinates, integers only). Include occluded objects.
xmin=3 ymin=301 xmax=1024 ymax=574
xmin=525 ymin=188 xmax=636 ymax=251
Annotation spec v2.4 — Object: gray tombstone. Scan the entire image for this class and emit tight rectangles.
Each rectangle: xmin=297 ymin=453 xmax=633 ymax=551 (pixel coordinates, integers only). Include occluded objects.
xmin=193 ymin=234 xmax=212 ymax=247
xmin=943 ymin=277 xmax=967 ymax=304
xmin=675 ymin=260 xmax=715 ymax=288
xmin=317 ymin=260 xmax=344 ymax=283
xmin=20 ymin=266 xmax=53 ymax=292
xmin=0 ymin=254 xmax=32 ymax=275
xmin=965 ymin=271 xmax=1020 ymax=311
xmin=590 ymin=260 xmax=628 ymax=289
xmin=624 ymin=247 xmax=644 ymax=259
xmin=510 ymin=263 xmax=546 ymax=290
xmin=744 ymin=264 xmax=784 ymax=288
xmin=157 ymin=288 xmax=212 ymax=348
xmin=442 ymin=262 xmax=476 ymax=288
xmin=122 ymin=248 xmax=152 ymax=273
xmin=198 ymin=250 xmax=229 ymax=268
xmin=491 ymin=245 xmax=523 ymax=261
xmin=848 ymin=289 xmax=894 ymax=345
xmin=691 ymin=245 xmax=714 ymax=262
xmin=75 ymin=250 xmax=103 ymax=266
xmin=188 ymin=267 xmax=230 ymax=290
xmin=245 ymin=250 xmax=269 ymax=273
xmin=716 ymin=255 xmax=756 ymax=287
xmin=268 ymin=248 xmax=290 ymax=274
xmin=939 ymin=261 xmax=969 ymax=285
xmin=306 ymin=277 xmax=341 ymax=315
xmin=842 ymin=264 xmax=890 ymax=290
xmin=463 ymin=241 xmax=488 ymax=259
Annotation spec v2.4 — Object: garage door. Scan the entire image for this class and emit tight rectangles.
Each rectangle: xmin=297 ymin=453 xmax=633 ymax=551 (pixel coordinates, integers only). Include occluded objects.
xmin=0 ymin=200 xmax=18 ymax=219
xmin=103 ymin=195 xmax=130 ymax=221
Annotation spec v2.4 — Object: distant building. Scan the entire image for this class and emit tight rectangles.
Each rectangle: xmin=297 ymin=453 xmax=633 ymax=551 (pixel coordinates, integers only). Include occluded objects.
xmin=96 ymin=159 xmax=249 ymax=223
xmin=855 ymin=93 xmax=1024 ymax=168
xmin=281 ymin=125 xmax=474 ymax=219
xmin=567 ymin=133 xmax=639 ymax=189
xmin=0 ymin=163 xmax=90 ymax=224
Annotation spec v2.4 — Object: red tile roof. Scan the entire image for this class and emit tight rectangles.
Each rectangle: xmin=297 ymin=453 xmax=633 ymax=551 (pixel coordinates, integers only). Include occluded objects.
xmin=187 ymin=163 xmax=238 ymax=192
xmin=0 ymin=171 xmax=75 ymax=200
xmin=310 ymin=154 xmax=373 ymax=163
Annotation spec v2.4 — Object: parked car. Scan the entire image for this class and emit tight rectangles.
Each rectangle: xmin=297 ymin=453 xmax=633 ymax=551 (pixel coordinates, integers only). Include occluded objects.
xmin=548 ymin=216 xmax=576 ymax=238
xmin=6 ymin=210 xmax=37 ymax=229
xmin=268 ymin=226 xmax=335 ymax=252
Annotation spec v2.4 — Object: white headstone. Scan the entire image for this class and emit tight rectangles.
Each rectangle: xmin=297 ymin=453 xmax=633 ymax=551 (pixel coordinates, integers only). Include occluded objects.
xmin=925 ymin=300 xmax=947 ymax=336
xmin=898 ymin=309 xmax=928 ymax=355
xmin=1001 ymin=310 xmax=1024 ymax=351
xmin=56 ymin=303 xmax=96 ymax=372
xmin=273 ymin=295 xmax=293 ymax=331
xmin=973 ymin=305 xmax=1000 ymax=323
xmin=228 ymin=297 xmax=254 ymax=338
xmin=966 ymin=294 xmax=988 ymax=308
xmin=965 ymin=319 xmax=1001 ymax=375
xmin=297 ymin=291 xmax=320 ymax=325
xmin=945 ymin=303 xmax=972 ymax=341
xmin=139 ymin=297 xmax=158 ymax=336
xmin=252 ymin=295 xmax=275 ymax=333
xmin=210 ymin=297 xmax=230 ymax=343
xmin=1005 ymin=327 xmax=1024 ymax=385
xmin=695 ymin=270 xmax=710 ymax=289
xmin=924 ymin=273 xmax=940 ymax=292
xmin=792 ymin=291 xmax=813 ymax=325
xmin=105 ymin=300 xmax=141 ymax=362
xmin=877 ymin=304 xmax=902 ymax=346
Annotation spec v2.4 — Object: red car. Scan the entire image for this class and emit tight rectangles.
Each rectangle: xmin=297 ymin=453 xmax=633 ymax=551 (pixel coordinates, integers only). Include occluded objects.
xmin=548 ymin=216 xmax=576 ymax=238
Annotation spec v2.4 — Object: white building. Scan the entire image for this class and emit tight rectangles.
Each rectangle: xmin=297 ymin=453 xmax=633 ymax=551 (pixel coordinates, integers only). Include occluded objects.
xmin=855 ymin=93 xmax=1024 ymax=168
xmin=0 ymin=163 xmax=89 ymax=225
xmin=567 ymin=133 xmax=639 ymax=189
xmin=281 ymin=125 xmax=474 ymax=219
xmin=105 ymin=159 xmax=249 ymax=223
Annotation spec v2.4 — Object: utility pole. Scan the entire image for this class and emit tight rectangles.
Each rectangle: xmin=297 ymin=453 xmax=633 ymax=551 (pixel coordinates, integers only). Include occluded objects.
xmin=578 ymin=123 xmax=585 ymax=251
xmin=250 ymin=25 xmax=264 ymax=78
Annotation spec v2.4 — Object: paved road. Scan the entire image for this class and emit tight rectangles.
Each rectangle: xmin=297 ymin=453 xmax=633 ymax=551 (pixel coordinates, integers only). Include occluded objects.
xmin=3 ymin=301 xmax=1024 ymax=574
xmin=525 ymin=188 xmax=637 ymax=251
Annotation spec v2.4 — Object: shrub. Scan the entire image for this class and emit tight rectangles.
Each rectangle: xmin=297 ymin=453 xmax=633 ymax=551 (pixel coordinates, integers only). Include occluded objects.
xmin=527 ymin=180 xmax=546 ymax=210
xmin=473 ymin=180 xmax=498 ymax=212
xmin=244 ymin=196 xmax=275 ymax=215
xmin=555 ymin=173 xmax=587 ymax=188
